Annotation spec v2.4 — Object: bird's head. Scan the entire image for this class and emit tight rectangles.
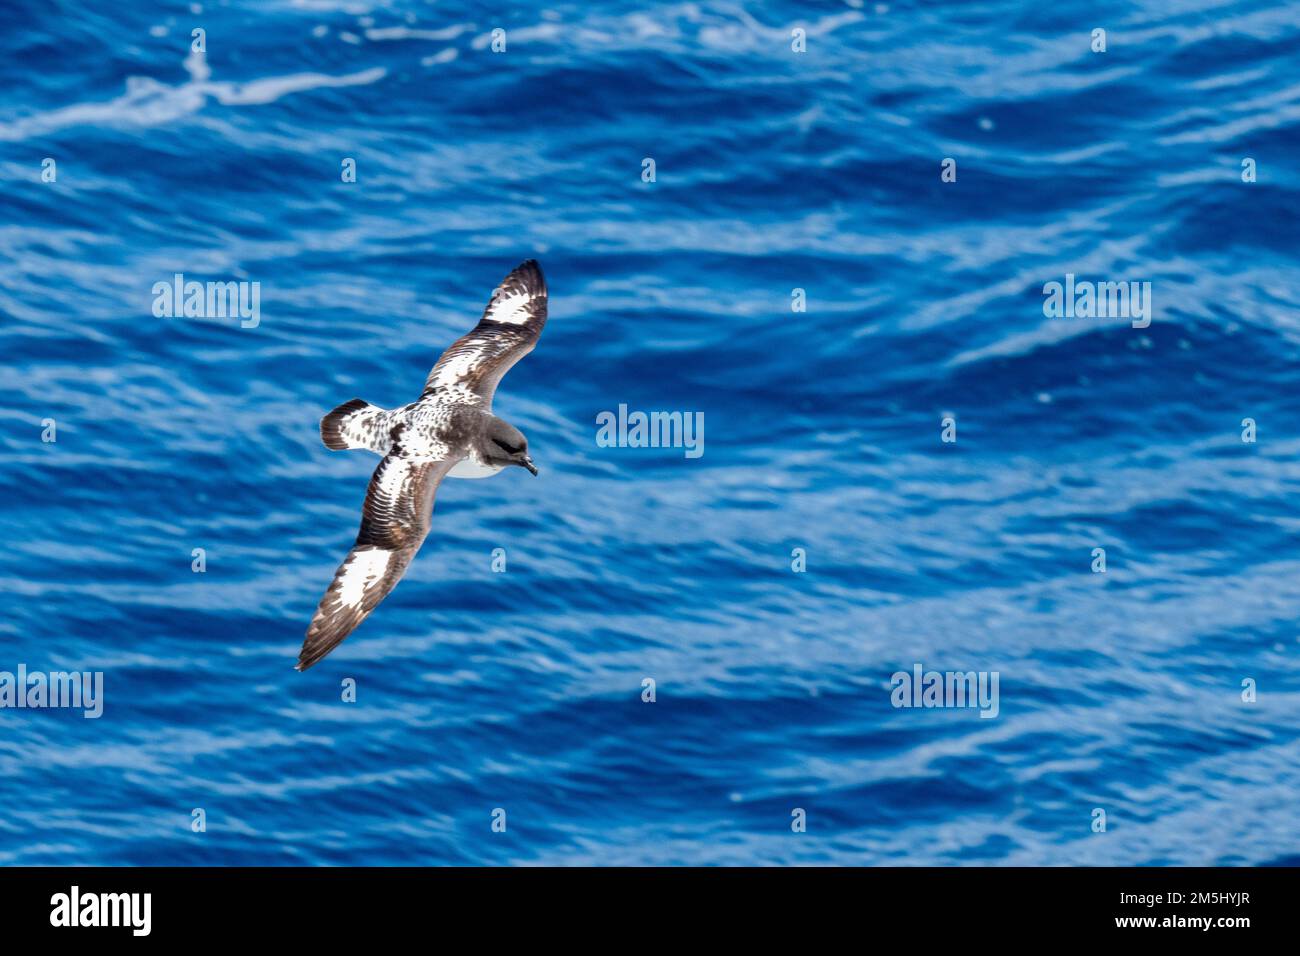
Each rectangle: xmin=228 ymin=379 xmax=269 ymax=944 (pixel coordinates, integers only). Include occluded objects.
xmin=484 ymin=417 xmax=537 ymax=475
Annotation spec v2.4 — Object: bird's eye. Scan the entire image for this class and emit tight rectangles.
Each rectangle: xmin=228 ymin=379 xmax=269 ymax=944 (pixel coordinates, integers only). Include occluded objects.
xmin=493 ymin=438 xmax=520 ymax=454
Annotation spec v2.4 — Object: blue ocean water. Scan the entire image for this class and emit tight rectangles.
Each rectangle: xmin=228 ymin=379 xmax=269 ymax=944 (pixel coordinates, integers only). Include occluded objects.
xmin=1 ymin=0 xmax=1298 ymax=866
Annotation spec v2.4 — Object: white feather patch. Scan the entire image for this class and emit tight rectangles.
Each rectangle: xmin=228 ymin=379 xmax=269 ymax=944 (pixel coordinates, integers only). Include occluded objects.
xmin=436 ymin=350 xmax=479 ymax=381
xmin=336 ymin=548 xmax=390 ymax=609
xmin=486 ymin=290 xmax=534 ymax=325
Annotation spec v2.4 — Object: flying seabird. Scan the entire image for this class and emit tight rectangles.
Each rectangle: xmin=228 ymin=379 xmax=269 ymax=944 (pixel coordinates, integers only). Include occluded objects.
xmin=296 ymin=259 xmax=547 ymax=671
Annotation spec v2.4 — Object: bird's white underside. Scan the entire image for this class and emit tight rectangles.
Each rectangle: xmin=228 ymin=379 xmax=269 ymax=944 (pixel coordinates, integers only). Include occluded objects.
xmin=448 ymin=456 xmax=504 ymax=479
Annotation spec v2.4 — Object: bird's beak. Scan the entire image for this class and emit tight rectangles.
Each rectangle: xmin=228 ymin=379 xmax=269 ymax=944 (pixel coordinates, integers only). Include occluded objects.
xmin=521 ymin=456 xmax=538 ymax=476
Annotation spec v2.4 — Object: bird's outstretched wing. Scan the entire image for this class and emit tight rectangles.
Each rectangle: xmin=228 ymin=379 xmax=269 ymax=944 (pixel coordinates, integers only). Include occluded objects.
xmin=421 ymin=259 xmax=548 ymax=408
xmin=297 ymin=447 xmax=456 ymax=671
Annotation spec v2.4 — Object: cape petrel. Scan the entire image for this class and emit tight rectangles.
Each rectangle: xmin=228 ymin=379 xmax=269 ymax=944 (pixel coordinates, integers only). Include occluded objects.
xmin=296 ymin=259 xmax=547 ymax=671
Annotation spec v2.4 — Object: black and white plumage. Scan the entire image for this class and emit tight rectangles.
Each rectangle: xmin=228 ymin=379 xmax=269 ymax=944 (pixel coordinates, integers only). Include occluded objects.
xmin=297 ymin=260 xmax=548 ymax=671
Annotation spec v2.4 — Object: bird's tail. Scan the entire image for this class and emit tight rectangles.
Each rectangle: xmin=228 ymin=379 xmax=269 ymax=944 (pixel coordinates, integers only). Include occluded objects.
xmin=320 ymin=398 xmax=386 ymax=451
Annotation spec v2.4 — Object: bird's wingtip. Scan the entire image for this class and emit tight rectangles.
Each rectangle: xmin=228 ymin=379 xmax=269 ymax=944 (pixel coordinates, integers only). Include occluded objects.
xmin=513 ymin=258 xmax=545 ymax=290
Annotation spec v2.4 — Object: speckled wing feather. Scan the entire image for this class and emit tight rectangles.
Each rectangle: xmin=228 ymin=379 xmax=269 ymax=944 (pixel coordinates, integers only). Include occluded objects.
xmin=421 ymin=259 xmax=548 ymax=408
xmin=297 ymin=445 xmax=455 ymax=671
